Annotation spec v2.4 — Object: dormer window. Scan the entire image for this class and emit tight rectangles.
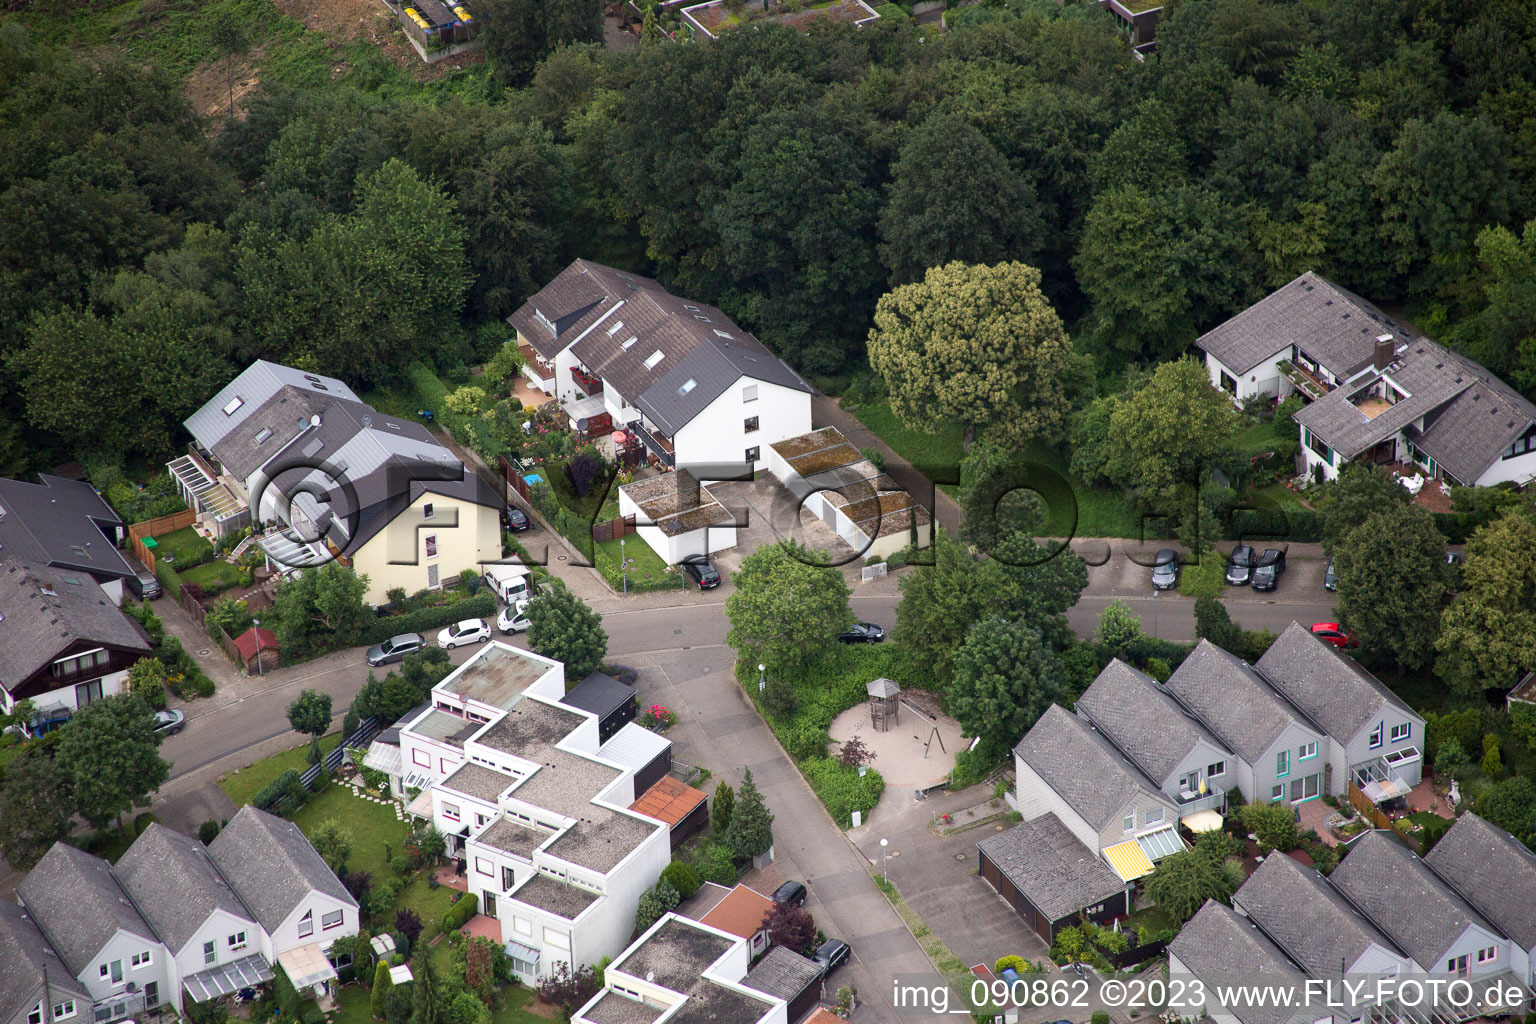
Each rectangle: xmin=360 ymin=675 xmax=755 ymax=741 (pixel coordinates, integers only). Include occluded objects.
xmin=678 ymin=379 xmax=697 ymax=396
xmin=222 ymin=397 xmax=243 ymax=416
xmin=643 ymin=351 xmax=664 ymax=370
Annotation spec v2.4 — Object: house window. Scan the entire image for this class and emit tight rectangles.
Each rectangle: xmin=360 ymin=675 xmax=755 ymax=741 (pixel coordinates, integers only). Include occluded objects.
xmin=643 ymin=351 xmax=664 ymax=370
xmin=299 ymin=910 xmax=314 ymax=937
xmin=514 ymin=917 xmax=533 ymax=937
xmin=412 ymin=749 xmax=431 ymax=768
xmin=678 ymin=378 xmax=697 ymax=396
xmin=694 ymin=314 xmax=712 ymax=323
xmin=606 ymin=321 xmax=624 ymax=336
xmin=475 ymin=813 xmax=488 ymax=828
xmin=621 ymin=336 xmax=637 ymax=351
xmin=1123 ymin=812 xmax=1135 ymax=833
xmin=443 ymin=803 xmax=461 ymax=822
xmin=1477 ymin=946 xmax=1498 ymax=964
xmin=543 ymin=928 xmax=570 ymax=950
xmin=1276 ymin=750 xmax=1290 ymax=777
xmin=131 ymin=951 xmax=152 ymax=969
xmin=742 ymin=384 xmax=758 ymax=402
xmin=204 ymin=940 xmax=217 ymax=965
xmin=713 ymin=329 xmax=733 ymax=339
xmin=503 ymin=866 xmax=516 ymax=891
xmin=1207 ymin=761 xmax=1225 ymax=778
xmin=1448 ymin=955 xmax=1468 ymax=977
xmin=54 ymin=650 xmax=110 ymax=678
xmin=424 ymin=535 xmax=437 ymax=558
xmin=745 ymin=446 xmax=760 ymax=463
xmin=30 ymin=1007 xmax=43 ymax=1024
xmin=53 ymin=1003 xmax=76 ymax=1021
xmin=1390 ymin=723 xmax=1411 ymax=742
xmin=683 ymin=305 xmax=699 ymax=312
xmin=1219 ymin=370 xmax=1237 ymax=394
xmin=228 ymin=932 xmax=247 ymax=950
xmin=744 ymin=416 xmax=759 ymax=433
xmin=1144 ymin=807 xmax=1163 ymax=826
xmin=427 ymin=564 xmax=440 ymax=588
xmin=476 ymin=857 xmax=494 ymax=876
xmin=75 ymin=679 xmax=104 ymax=706
xmin=423 ymin=503 xmax=434 ymax=519
xmin=1271 ymin=784 xmax=1285 ymax=801
xmin=255 ymin=427 xmax=273 ymax=444
xmin=1369 ymin=723 xmax=1383 ymax=749
xmin=1299 ymin=742 xmax=1317 ymax=760
xmin=1304 ymin=427 xmax=1334 ymax=466
xmin=92 ymin=1009 xmax=112 ymax=1024
xmin=322 ymin=910 xmax=343 ymax=930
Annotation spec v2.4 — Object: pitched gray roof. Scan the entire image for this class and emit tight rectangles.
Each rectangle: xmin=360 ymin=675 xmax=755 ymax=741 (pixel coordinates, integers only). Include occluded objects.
xmin=1233 ymin=852 xmax=1403 ymax=975
xmin=1425 ymin=812 xmax=1536 ymax=951
xmin=1256 ymin=623 xmax=1420 ymax=743
xmin=1412 ymin=371 xmax=1536 ymax=486
xmin=185 ymin=360 xmax=359 ymax=452
xmin=207 ymin=806 xmax=357 ymax=933
xmin=1330 ymin=831 xmax=1494 ymax=969
xmin=1164 ymin=641 xmax=1313 ymax=764
xmin=1012 ymin=704 xmax=1168 ymax=832
xmin=114 ymin=824 xmax=255 ymax=954
xmin=1169 ymin=902 xmax=1312 ymax=1024
xmin=977 ymin=814 xmax=1127 ymax=922
xmin=16 ymin=844 xmax=160 ymax=974
xmin=1076 ymin=660 xmax=1228 ymax=785
xmin=743 ymin=945 xmax=824 ymax=1000
xmin=322 ymin=460 xmax=503 ymax=555
xmin=0 ymin=474 xmax=132 ymax=582
xmin=0 ymin=559 xmax=152 ymax=693
xmin=0 ymin=899 xmax=91 ymax=1024
xmin=1196 ymin=272 xmax=1408 ymax=378
xmin=506 ymin=259 xmax=641 ymax=362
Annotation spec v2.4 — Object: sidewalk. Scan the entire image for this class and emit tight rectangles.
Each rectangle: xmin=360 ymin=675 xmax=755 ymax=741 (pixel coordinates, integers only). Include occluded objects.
xmin=812 ymin=395 xmax=962 ymax=537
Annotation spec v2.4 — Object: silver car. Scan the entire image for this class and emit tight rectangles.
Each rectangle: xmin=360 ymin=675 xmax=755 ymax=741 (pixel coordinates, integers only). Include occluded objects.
xmin=365 ymin=633 xmax=424 ymax=667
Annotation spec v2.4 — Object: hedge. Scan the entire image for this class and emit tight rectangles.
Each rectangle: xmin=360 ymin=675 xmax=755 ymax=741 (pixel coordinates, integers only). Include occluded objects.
xmin=359 ymin=592 xmax=497 ymax=645
xmin=442 ymin=893 xmax=479 ymax=934
xmin=254 ymin=770 xmax=305 ymax=813
xmin=1228 ymin=506 xmax=1323 ymax=542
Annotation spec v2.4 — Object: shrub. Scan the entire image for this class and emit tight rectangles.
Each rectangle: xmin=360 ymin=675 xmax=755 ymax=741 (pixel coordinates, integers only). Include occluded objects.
xmin=198 ymin=820 xmax=221 ymax=844
xmin=441 ymin=893 xmax=479 ymax=934
xmin=394 ymin=908 xmax=424 ymax=947
xmin=633 ymin=889 xmax=667 ymax=934
xmin=1178 ymin=555 xmax=1226 ymax=598
xmin=660 ymin=861 xmax=702 ymax=900
xmin=690 ymin=842 xmax=738 ymax=886
xmin=949 ymin=747 xmax=1000 ymax=789
xmin=801 ymin=756 xmax=884 ymax=828
xmin=783 ymin=722 xmax=829 ymax=761
xmin=994 ymin=955 xmax=1030 ymax=975
xmin=1240 ymin=802 xmax=1299 ymax=853
xmin=360 ymin=592 xmax=496 ymax=645
xmin=253 ymin=770 xmax=305 ymax=813
xmin=1481 ymin=734 xmax=1503 ymax=778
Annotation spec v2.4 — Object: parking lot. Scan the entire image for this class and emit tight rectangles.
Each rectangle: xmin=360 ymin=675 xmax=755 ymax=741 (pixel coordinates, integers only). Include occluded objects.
xmin=1080 ymin=539 xmax=1332 ymax=603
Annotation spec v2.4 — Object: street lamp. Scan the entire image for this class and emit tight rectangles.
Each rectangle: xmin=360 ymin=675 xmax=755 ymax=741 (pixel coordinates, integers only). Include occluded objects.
xmin=879 ymin=837 xmax=889 ymax=882
xmin=620 ymin=538 xmax=628 ymax=595
xmin=1151 ymin=586 xmax=1158 ymax=638
xmin=252 ymin=619 xmax=262 ymax=676
xmin=758 ymin=663 xmax=766 ymax=695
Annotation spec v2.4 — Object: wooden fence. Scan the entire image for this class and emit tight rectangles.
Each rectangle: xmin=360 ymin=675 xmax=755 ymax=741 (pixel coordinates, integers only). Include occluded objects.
xmin=128 ymin=508 xmax=199 ymax=572
xmin=498 ymin=454 xmax=531 ymax=503
xmin=591 ymin=514 xmax=637 ymax=544
xmin=1346 ymin=781 xmax=1423 ymax=853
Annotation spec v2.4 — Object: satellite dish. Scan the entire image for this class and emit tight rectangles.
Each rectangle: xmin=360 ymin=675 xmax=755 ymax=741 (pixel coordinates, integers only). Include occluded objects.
xmin=310 ymin=414 xmax=321 ymax=427
xmin=576 ymin=417 xmax=589 ymax=433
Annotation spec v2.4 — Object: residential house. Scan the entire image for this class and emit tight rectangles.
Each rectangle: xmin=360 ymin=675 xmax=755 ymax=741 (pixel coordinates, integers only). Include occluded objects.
xmin=1168 ymin=901 xmax=1338 ymax=1024
xmin=696 ymin=884 xmax=776 ymax=960
xmin=16 ymin=845 xmax=175 ymax=1022
xmin=1256 ymin=622 xmax=1425 ymax=800
xmin=0 ymin=559 xmax=153 ymax=735
xmin=0 ymin=474 xmax=135 ymax=604
xmin=206 ymin=806 xmax=360 ymax=964
xmin=1012 ymin=704 xmax=1182 ymax=888
xmin=976 ymin=813 xmax=1130 ymax=943
xmin=1163 ymin=641 xmax=1329 ymax=806
xmin=1095 ymin=0 xmax=1163 ymax=56
xmin=508 ymin=260 xmax=813 ymax=472
xmin=176 ymin=360 xmax=504 ymax=604
xmin=113 ymin=824 xmax=268 ymax=1006
xmin=1075 ymin=659 xmax=1234 ymax=822
xmin=571 ymin=914 xmax=786 ymax=1024
xmin=1425 ymin=812 xmax=1536 ymax=991
xmin=559 ymin=671 xmax=639 ymax=743
xmin=0 ymin=899 xmax=94 ymax=1024
xmin=1330 ymin=831 xmax=1529 ymax=1015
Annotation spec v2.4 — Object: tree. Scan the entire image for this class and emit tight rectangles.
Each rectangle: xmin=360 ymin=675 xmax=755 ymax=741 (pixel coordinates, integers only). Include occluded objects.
xmin=878 ymin=115 xmax=1043 ymax=285
xmin=54 ymin=694 xmax=169 ymax=831
xmin=1481 ymin=734 xmax=1503 ymax=779
xmin=659 ymin=861 xmax=701 ymax=900
xmin=443 ymin=386 xmax=486 ymax=415
xmin=1316 ymin=464 xmax=1412 ymax=555
xmin=725 ymin=540 xmax=851 ymax=679
xmin=838 ymin=736 xmax=874 ymax=770
xmin=310 ymin=819 xmax=353 ymax=872
xmin=206 ymin=11 xmax=248 ymax=118
xmin=526 ymin=584 xmax=607 ymax=680
xmin=479 ymin=0 xmax=603 ymax=86
xmin=287 ymin=689 xmax=334 ymax=764
xmin=1141 ymin=833 xmax=1246 ymax=925
xmin=958 ymin=440 xmax=1049 ymax=554
xmin=1478 ymin=776 xmax=1536 ymax=841
xmin=1193 ymin=597 xmax=1244 ymax=655
xmin=1335 ymin=503 xmax=1454 ymax=669
xmin=1434 ymin=737 xmax=1471 ymax=781
xmin=725 ymin=768 xmax=774 ymax=860
xmin=441 ymin=993 xmax=489 ymax=1024
xmin=410 ymin=951 xmax=441 ymax=1024
xmin=127 ymin=657 xmax=169 ymax=710
xmin=1104 ymin=358 xmax=1241 ymax=504
xmin=633 ymin=889 xmax=667 ymax=934
xmin=272 ymin=563 xmax=371 ymax=658
xmin=761 ymin=900 xmax=816 ymax=952
xmin=537 ymin=961 xmax=599 ymax=1019
xmin=204 ymin=597 xmax=253 ymax=643
xmin=1239 ymin=801 xmax=1299 ymax=853
xmin=372 ymin=963 xmax=394 ymax=1022
xmin=462 ymin=936 xmax=499 ymax=1003
xmin=949 ymin=618 xmax=1069 ymax=758
xmin=1435 ymin=511 xmax=1536 ymax=697
xmin=1441 ymin=221 xmax=1536 ymax=395
xmin=867 ymin=261 xmax=1075 ymax=451
xmin=712 ymin=782 xmax=735 ymax=835
xmin=1094 ymin=601 xmax=1144 ymax=656
xmin=0 ymin=750 xmax=75 ymax=870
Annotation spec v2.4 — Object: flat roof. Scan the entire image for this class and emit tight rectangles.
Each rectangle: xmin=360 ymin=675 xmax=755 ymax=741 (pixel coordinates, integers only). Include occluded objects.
xmin=629 ymin=776 xmax=706 ymax=828
xmin=440 ymin=763 xmax=511 ymax=804
xmin=543 ymin=813 xmax=660 ymax=875
xmin=768 ymin=426 xmax=845 ymax=460
xmin=509 ymin=873 xmax=599 ymax=920
xmin=511 ymin=749 xmax=622 ymax=819
xmin=620 ymin=473 xmax=734 ymax=538
xmin=580 ymin=992 xmax=664 ymax=1024
xmin=613 ymin=917 xmax=734 ymax=993
xmin=475 ymin=817 xmax=551 ymax=860
xmin=666 ymin=982 xmax=776 ymax=1024
xmin=435 ymin=644 xmax=555 ymax=710
xmin=410 ymin=709 xmax=482 ymax=746
xmin=561 ymin=672 xmax=637 ymax=720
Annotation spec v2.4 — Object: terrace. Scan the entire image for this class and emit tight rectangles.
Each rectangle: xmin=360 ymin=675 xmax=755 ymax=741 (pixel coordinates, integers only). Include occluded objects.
xmin=1279 ymin=359 xmax=1334 ymax=400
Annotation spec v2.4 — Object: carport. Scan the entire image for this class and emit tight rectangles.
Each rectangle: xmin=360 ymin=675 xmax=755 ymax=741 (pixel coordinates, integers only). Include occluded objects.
xmin=977 ymin=814 xmax=1129 ymax=943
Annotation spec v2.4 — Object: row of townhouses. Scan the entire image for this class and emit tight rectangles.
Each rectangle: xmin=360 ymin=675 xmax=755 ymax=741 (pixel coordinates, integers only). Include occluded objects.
xmin=981 ymin=622 xmax=1427 ymax=938
xmin=3 ymin=807 xmax=358 ymax=1024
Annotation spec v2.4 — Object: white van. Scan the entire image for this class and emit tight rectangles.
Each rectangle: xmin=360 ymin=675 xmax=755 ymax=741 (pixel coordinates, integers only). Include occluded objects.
xmin=483 ymin=563 xmax=531 ymax=603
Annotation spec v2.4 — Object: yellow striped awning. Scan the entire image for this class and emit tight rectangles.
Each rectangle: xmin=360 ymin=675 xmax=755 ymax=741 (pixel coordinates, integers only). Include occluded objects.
xmin=1102 ymin=839 xmax=1155 ymax=882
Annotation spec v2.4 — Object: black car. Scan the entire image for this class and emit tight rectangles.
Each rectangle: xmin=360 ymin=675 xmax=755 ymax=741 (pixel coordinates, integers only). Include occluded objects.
xmin=1151 ymin=549 xmax=1179 ymax=590
xmin=839 ymin=622 xmax=885 ymax=644
xmin=813 ymin=939 xmax=850 ymax=976
xmin=1251 ymin=549 xmax=1286 ymax=591
xmin=1324 ymin=556 xmax=1338 ymax=592
xmin=1225 ymin=544 xmax=1255 ymax=586
xmin=771 ymin=880 xmax=807 ymax=907
xmin=501 ymin=505 xmax=531 ymax=532
xmin=679 ymin=554 xmax=721 ymax=590
xmin=123 ymin=553 xmax=162 ymax=601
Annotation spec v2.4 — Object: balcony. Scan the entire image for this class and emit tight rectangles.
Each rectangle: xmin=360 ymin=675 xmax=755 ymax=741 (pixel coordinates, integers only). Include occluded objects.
xmin=628 ymin=422 xmax=676 ymax=468
xmin=1175 ymin=785 xmax=1225 ymax=816
xmin=570 ymin=366 xmax=601 ymax=397
xmin=1279 ymin=359 xmax=1333 ymax=400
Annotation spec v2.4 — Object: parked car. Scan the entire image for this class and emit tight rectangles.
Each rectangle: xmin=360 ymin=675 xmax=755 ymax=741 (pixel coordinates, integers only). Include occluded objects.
xmin=1224 ymin=544 xmax=1255 ymax=586
xmin=1323 ymin=556 xmax=1338 ymax=592
xmin=365 ymin=632 xmax=425 ymax=666
xmin=502 ymin=505 xmax=531 ymax=532
xmin=123 ymin=554 xmax=162 ymax=601
xmin=838 ymin=622 xmax=885 ymax=644
xmin=1151 ymin=549 xmax=1180 ymax=590
xmin=153 ymin=709 xmax=185 ymax=736
xmin=1444 ymin=550 xmax=1464 ymax=566
xmin=497 ymin=599 xmax=532 ymax=635
xmin=1251 ymin=549 xmax=1286 ymax=591
xmin=679 ymin=554 xmax=721 ymax=590
xmin=771 ymin=880 xmax=807 ymax=907
xmin=813 ymin=939 xmax=850 ymax=976
xmin=438 ymin=619 xmax=492 ymax=649
xmin=1311 ymin=622 xmax=1357 ymax=649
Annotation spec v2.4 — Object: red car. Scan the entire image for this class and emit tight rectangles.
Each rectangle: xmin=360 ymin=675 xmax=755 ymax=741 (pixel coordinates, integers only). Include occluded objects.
xmin=1311 ymin=622 xmax=1357 ymax=649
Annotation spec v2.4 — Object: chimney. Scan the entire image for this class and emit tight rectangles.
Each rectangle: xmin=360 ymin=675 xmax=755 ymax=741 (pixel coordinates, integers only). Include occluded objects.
xmin=1374 ymin=334 xmax=1395 ymax=371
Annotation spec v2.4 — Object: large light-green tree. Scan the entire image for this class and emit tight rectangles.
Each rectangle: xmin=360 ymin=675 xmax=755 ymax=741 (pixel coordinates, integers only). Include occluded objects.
xmin=1104 ymin=357 xmax=1242 ymax=504
xmin=949 ymin=618 xmax=1069 ymax=757
xmin=1335 ymin=503 xmax=1454 ymax=670
xmin=1435 ymin=511 xmax=1536 ymax=697
xmin=527 ymin=584 xmax=607 ymax=681
xmin=54 ymin=694 xmax=170 ymax=831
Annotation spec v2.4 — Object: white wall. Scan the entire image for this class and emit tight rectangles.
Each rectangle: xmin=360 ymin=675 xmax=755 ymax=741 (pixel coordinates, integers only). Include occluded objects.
xmin=263 ymin=890 xmax=357 ymax=960
xmin=99 ymin=579 xmax=125 ymax=607
xmin=1160 ymin=740 xmax=1237 ymax=806
xmin=79 ymin=929 xmax=174 ymax=1016
xmin=1205 ymin=350 xmax=1293 ymax=403
xmin=1251 ymin=722 xmax=1329 ymax=805
xmin=1096 ymin=792 xmax=1179 ymax=854
xmin=18 ymin=668 xmax=129 ymax=717
xmin=1347 ymin=943 xmax=1419 ymax=978
xmin=673 ymin=378 xmax=811 ymax=471
xmin=617 ymin=491 xmax=736 ymax=568
xmin=1340 ymin=709 xmax=1424 ymax=792
xmin=173 ymin=909 xmax=261 ymax=997
xmin=1472 ymin=447 xmax=1536 ymax=488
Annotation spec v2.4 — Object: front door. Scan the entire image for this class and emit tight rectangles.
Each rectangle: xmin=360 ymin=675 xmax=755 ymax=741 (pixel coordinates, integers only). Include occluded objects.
xmin=483 ymin=893 xmax=496 ymax=920
xmin=144 ymin=983 xmax=159 ymax=1009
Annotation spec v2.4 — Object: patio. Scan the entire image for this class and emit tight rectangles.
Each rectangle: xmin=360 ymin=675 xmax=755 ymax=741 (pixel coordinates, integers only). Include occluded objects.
xmin=433 ymin=863 xmax=468 ymax=892
xmin=460 ymin=913 xmax=501 ymax=942
xmin=1384 ymin=462 xmax=1453 ymax=513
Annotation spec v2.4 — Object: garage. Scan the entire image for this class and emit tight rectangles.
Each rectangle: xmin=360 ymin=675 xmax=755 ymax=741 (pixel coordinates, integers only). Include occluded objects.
xmin=977 ymin=813 xmax=1130 ymax=944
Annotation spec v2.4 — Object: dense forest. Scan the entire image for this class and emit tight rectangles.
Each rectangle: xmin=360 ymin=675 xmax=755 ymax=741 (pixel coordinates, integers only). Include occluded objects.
xmin=2 ymin=0 xmax=1535 ymax=473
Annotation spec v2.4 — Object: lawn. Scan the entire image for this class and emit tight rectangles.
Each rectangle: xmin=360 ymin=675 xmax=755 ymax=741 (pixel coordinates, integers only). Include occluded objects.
xmin=847 ymin=401 xmax=963 ymax=481
xmin=151 ymin=526 xmax=213 ymax=566
xmin=1247 ymin=481 xmax=1310 ymax=509
xmin=291 ymin=783 xmax=410 ymax=880
xmin=179 ymin=558 xmax=244 ymax=595
xmin=1121 ymin=904 xmax=1178 ymax=938
xmin=219 ymin=733 xmax=343 ymax=807
xmin=593 ymin=534 xmax=684 ymax=593
xmin=334 ymin=979 xmax=547 ymax=1024
xmin=395 ymin=872 xmax=459 ymax=942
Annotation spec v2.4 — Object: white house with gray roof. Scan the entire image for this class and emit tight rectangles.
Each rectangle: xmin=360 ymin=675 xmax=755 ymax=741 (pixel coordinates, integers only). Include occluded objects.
xmin=16 ymin=844 xmax=174 ymax=1021
xmin=508 ymin=260 xmax=812 ymax=472
xmin=0 ymin=899 xmax=93 ymax=1024
xmin=1257 ymin=623 xmax=1425 ymax=800
xmin=1169 ymin=901 xmax=1343 ymax=1024
xmin=1164 ymin=641 xmax=1329 ymax=806
xmin=1425 ymin=812 xmax=1536 ymax=990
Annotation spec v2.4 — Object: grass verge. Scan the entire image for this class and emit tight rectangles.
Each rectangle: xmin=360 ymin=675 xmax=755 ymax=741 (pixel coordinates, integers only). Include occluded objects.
xmin=219 ymin=733 xmax=343 ymax=807
xmin=873 ymin=876 xmax=967 ymax=975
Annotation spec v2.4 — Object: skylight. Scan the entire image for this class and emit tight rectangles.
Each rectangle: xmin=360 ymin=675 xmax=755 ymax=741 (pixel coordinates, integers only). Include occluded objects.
xmin=713 ymin=329 xmax=733 ymax=339
xmin=607 ymin=321 xmax=624 ymax=336
xmin=621 ymin=336 xmax=638 ymax=351
xmin=643 ymin=351 xmax=664 ymax=370
xmin=694 ymin=315 xmax=711 ymax=323
xmin=256 ymin=427 xmax=273 ymax=444
xmin=222 ymin=397 xmax=244 ymax=416
xmin=678 ymin=379 xmax=697 ymax=396
xmin=683 ymin=304 xmax=699 ymax=312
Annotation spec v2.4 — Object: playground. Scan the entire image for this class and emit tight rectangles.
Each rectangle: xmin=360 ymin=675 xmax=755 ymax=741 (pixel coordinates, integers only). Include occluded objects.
xmin=828 ymin=680 xmax=964 ymax=790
